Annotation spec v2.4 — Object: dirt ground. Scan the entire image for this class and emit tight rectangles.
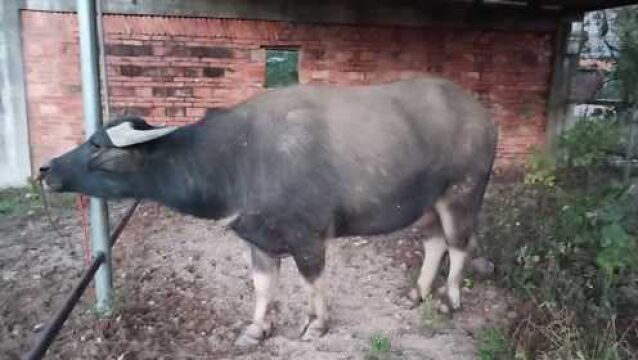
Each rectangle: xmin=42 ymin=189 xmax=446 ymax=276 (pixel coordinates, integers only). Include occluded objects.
xmin=1 ymin=187 xmax=517 ymax=360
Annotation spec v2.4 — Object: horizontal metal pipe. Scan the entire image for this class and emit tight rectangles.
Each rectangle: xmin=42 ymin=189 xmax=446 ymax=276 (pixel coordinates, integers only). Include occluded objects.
xmin=25 ymin=201 xmax=140 ymax=360
xmin=25 ymin=252 xmax=106 ymax=360
xmin=110 ymin=200 xmax=140 ymax=247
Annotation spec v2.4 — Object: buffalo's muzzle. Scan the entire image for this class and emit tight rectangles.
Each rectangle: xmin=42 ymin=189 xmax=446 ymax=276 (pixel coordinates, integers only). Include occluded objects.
xmin=38 ymin=164 xmax=50 ymax=176
xmin=39 ymin=162 xmax=63 ymax=191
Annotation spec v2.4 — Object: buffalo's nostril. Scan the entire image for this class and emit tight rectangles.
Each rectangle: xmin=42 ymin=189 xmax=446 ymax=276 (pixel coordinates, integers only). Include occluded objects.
xmin=39 ymin=165 xmax=50 ymax=173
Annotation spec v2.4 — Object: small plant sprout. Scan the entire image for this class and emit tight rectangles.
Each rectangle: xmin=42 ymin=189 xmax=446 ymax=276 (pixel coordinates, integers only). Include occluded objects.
xmin=477 ymin=327 xmax=513 ymax=360
xmin=420 ymin=295 xmax=444 ymax=328
xmin=366 ymin=332 xmax=392 ymax=360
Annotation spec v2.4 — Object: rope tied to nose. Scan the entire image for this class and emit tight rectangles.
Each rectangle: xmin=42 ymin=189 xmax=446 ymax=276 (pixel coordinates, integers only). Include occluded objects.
xmin=33 ymin=174 xmax=72 ymax=240
xmin=33 ymin=175 xmax=103 ymax=267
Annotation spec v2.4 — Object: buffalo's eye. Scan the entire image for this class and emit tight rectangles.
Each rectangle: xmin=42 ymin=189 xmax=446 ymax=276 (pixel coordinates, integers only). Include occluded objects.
xmin=90 ymin=142 xmax=100 ymax=150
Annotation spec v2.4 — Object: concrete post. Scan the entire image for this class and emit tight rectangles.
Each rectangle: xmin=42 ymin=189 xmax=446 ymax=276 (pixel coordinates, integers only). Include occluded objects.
xmin=77 ymin=0 xmax=112 ymax=314
xmin=0 ymin=0 xmax=32 ymax=188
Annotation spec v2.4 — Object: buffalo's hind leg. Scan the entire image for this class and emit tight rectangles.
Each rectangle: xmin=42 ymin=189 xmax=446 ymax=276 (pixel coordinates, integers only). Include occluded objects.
xmin=235 ymin=246 xmax=281 ymax=348
xmin=418 ymin=246 xmax=444 ymax=301
xmin=434 ymin=175 xmax=487 ymax=311
xmin=416 ymin=213 xmax=447 ymax=301
xmin=293 ymin=240 xmax=329 ymax=341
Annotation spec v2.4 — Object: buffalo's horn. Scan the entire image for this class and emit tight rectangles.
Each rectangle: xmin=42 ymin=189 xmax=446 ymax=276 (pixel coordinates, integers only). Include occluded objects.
xmin=106 ymin=121 xmax=178 ymax=147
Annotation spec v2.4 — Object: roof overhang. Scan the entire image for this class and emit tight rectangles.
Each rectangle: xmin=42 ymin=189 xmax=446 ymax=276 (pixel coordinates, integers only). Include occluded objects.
xmin=456 ymin=0 xmax=638 ymax=12
xmin=18 ymin=0 xmax=638 ymax=31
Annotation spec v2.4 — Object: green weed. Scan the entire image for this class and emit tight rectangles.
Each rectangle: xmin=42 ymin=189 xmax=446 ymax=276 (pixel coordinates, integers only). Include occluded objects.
xmin=420 ymin=295 xmax=443 ymax=328
xmin=0 ymin=186 xmax=41 ymax=217
xmin=477 ymin=327 xmax=513 ymax=360
xmin=365 ymin=332 xmax=392 ymax=360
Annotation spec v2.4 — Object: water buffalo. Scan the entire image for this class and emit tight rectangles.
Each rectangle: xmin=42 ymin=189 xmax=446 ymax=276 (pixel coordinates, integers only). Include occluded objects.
xmin=40 ymin=77 xmax=498 ymax=347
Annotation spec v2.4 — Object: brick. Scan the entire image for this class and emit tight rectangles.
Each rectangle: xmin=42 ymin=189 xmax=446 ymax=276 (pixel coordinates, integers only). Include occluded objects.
xmin=193 ymin=87 xmax=213 ymax=98
xmin=250 ymin=49 xmax=266 ymax=62
xmin=173 ymin=88 xmax=194 ymax=97
xmin=65 ymin=84 xmax=82 ymax=94
xmin=120 ymin=65 xmax=143 ymax=77
xmin=203 ymin=67 xmax=225 ymax=78
xmin=160 ymin=67 xmax=181 ymax=77
xmin=111 ymin=106 xmax=152 ymax=117
xmin=110 ymin=86 xmax=136 ymax=97
xmin=186 ymin=107 xmax=206 ymax=117
xmin=152 ymin=87 xmax=194 ymax=97
xmin=165 ymin=107 xmax=186 ymax=117
xmin=152 ymin=87 xmax=167 ymax=97
xmin=519 ymin=50 xmax=540 ymax=67
xmin=132 ymin=87 xmax=151 ymax=98
xmin=38 ymin=104 xmax=61 ymax=116
xmin=183 ymin=67 xmax=201 ymax=77
xmin=164 ymin=45 xmax=233 ymax=58
xmin=106 ymin=44 xmax=153 ymax=56
xmin=310 ymin=70 xmax=330 ymax=81
xmin=149 ymin=106 xmax=166 ymax=117
xmin=151 ymin=75 xmax=174 ymax=82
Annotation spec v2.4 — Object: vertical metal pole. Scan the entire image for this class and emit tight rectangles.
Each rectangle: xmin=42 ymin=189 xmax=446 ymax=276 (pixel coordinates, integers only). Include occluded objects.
xmin=96 ymin=0 xmax=111 ymax=121
xmin=77 ymin=0 xmax=112 ymax=314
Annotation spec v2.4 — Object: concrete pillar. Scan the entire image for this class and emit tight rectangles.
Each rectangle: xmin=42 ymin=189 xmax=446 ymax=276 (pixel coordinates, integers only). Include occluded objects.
xmin=0 ymin=0 xmax=32 ymax=188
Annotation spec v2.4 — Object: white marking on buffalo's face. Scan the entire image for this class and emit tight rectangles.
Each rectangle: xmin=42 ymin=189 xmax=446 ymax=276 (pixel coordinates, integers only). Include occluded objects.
xmin=106 ymin=121 xmax=178 ymax=147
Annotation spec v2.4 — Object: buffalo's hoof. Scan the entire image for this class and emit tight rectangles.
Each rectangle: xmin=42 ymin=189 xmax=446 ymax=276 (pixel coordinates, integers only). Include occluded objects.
xmin=435 ymin=285 xmax=462 ymax=313
xmin=299 ymin=315 xmax=327 ymax=341
xmin=411 ymin=286 xmax=460 ymax=316
xmin=234 ymin=323 xmax=270 ymax=349
xmin=407 ymin=287 xmax=422 ymax=308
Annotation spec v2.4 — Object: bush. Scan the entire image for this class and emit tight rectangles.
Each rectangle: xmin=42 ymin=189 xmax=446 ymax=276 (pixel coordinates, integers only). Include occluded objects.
xmin=482 ymin=117 xmax=638 ymax=359
xmin=557 ymin=117 xmax=620 ymax=168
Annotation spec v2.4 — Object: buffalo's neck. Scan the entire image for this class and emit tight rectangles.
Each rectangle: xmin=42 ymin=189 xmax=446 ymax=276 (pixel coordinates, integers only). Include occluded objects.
xmin=138 ymin=117 xmax=246 ymax=219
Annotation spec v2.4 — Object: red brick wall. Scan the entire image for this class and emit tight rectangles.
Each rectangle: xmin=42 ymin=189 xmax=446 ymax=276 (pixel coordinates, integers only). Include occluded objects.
xmin=22 ymin=11 xmax=554 ymax=173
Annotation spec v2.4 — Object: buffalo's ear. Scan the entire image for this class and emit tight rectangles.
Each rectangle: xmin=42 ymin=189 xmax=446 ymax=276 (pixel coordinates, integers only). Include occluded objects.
xmin=89 ymin=147 xmax=143 ymax=172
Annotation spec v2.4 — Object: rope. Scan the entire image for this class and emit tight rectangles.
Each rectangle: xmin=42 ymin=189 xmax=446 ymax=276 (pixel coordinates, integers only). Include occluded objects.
xmin=35 ymin=178 xmax=70 ymax=241
xmin=76 ymin=195 xmax=92 ymax=267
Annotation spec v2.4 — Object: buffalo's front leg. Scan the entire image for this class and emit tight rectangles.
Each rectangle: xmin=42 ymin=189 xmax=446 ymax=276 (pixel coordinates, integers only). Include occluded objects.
xmin=235 ymin=246 xmax=280 ymax=348
xmin=293 ymin=241 xmax=328 ymax=341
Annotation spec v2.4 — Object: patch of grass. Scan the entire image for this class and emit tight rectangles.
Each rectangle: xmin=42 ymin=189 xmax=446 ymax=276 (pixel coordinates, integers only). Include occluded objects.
xmin=84 ymin=285 xmax=133 ymax=321
xmin=477 ymin=327 xmax=513 ymax=360
xmin=0 ymin=181 xmax=76 ymax=220
xmin=365 ymin=332 xmax=392 ymax=360
xmin=420 ymin=296 xmax=443 ymax=328
xmin=513 ymin=305 xmax=633 ymax=360
xmin=0 ymin=186 xmax=41 ymax=217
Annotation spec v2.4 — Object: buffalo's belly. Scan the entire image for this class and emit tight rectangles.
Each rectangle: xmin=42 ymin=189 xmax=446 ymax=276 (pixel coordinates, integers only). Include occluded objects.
xmin=336 ymin=201 xmax=424 ymax=237
xmin=334 ymin=179 xmax=445 ymax=237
